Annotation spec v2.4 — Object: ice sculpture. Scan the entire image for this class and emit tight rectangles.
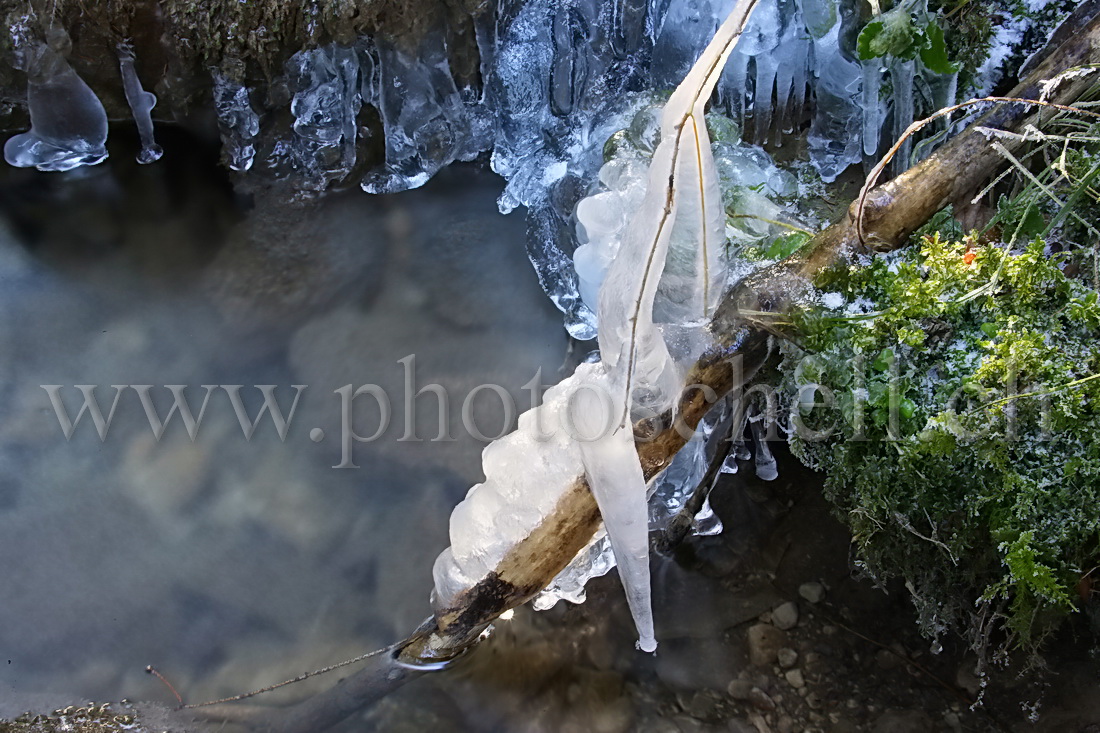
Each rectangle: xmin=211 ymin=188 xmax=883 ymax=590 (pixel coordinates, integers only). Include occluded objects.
xmin=212 ymin=72 xmax=260 ymax=172
xmin=4 ymin=32 xmax=108 ymax=172
xmin=117 ymin=43 xmax=163 ymax=165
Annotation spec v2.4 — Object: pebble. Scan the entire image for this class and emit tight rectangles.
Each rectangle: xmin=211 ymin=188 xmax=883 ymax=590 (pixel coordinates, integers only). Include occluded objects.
xmin=798 ymin=582 xmax=825 ymax=604
xmin=772 ymin=601 xmax=800 ymax=631
xmin=749 ymin=688 xmax=777 ymax=712
xmin=784 ymin=669 xmax=805 ymax=689
xmin=747 ymin=623 xmax=789 ymax=666
xmin=728 ymin=679 xmax=754 ymax=701
xmin=955 ymin=660 xmax=981 ymax=698
xmin=777 ymin=648 xmax=798 ymax=669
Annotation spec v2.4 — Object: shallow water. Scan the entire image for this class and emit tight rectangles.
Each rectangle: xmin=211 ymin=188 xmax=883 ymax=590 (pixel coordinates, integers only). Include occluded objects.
xmin=0 ymin=128 xmax=567 ymax=712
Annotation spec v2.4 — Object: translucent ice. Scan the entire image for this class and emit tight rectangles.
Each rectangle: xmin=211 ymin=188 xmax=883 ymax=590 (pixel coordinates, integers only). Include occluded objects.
xmin=576 ymin=395 xmax=657 ymax=653
xmin=212 ymin=73 xmax=260 ymax=172
xmin=117 ymin=43 xmax=162 ymax=165
xmin=861 ymin=59 xmax=885 ymax=158
xmin=434 ymin=0 xmax=762 ymax=652
xmin=806 ymin=24 xmax=862 ymax=182
xmin=362 ymin=33 xmax=486 ymax=194
xmin=749 ymin=418 xmax=778 ymax=481
xmin=4 ymin=35 xmax=108 ymax=172
xmin=432 ymin=367 xmax=591 ymax=608
xmin=281 ymin=43 xmax=362 ymax=189
xmin=889 ymin=58 xmax=916 ymax=175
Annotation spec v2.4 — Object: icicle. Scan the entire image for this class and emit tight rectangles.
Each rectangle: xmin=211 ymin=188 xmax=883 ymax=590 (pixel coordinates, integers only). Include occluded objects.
xmin=591 ymin=0 xmax=756 ymax=651
xmin=890 ymin=58 xmax=916 ymax=174
xmin=806 ymin=25 xmax=861 ymax=182
xmin=861 ymin=59 xmax=884 ymax=158
xmin=117 ymin=43 xmax=162 ymax=165
xmin=719 ymin=49 xmax=751 ymax=127
xmin=752 ymin=51 xmax=778 ymax=143
xmin=285 ymin=43 xmax=362 ymax=187
xmin=4 ymin=32 xmax=108 ymax=172
xmin=610 ymin=0 xmax=649 ymax=59
xmin=749 ymin=418 xmax=778 ymax=481
xmin=573 ymin=375 xmax=657 ymax=652
xmin=550 ymin=4 xmax=593 ymax=118
xmin=693 ymin=495 xmax=723 ymax=535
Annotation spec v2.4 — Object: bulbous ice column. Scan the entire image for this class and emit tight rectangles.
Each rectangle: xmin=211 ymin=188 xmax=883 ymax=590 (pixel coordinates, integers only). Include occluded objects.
xmin=4 ymin=32 xmax=109 ymax=172
xmin=117 ymin=43 xmax=163 ymax=165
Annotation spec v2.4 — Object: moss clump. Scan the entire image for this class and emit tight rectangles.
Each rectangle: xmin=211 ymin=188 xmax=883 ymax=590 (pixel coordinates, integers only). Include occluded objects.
xmin=779 ymin=231 xmax=1100 ymax=660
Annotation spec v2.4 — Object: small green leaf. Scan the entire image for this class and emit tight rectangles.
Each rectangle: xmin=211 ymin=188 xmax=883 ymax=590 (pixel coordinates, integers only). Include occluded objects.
xmin=765 ymin=231 xmax=812 ymax=260
xmin=859 ymin=9 xmax=923 ymax=60
xmin=857 ymin=20 xmax=885 ymax=60
xmin=873 ymin=348 xmax=895 ymax=372
xmin=919 ymin=22 xmax=960 ymax=75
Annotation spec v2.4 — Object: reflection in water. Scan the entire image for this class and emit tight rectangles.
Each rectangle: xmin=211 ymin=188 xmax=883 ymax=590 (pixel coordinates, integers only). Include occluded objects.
xmin=0 ymin=127 xmax=566 ymax=714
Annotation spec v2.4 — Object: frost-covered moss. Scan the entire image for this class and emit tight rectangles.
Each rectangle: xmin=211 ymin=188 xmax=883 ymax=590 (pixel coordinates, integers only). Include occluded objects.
xmin=780 ymin=231 xmax=1100 ymax=658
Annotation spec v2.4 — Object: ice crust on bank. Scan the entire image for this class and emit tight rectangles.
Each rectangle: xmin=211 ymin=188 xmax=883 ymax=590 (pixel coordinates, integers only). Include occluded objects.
xmin=4 ymin=33 xmax=108 ymax=172
xmin=117 ymin=43 xmax=163 ymax=165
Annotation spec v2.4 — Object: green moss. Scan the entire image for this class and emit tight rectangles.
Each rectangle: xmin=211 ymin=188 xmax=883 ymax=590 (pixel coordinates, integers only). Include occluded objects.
xmin=781 ymin=230 xmax=1100 ymax=658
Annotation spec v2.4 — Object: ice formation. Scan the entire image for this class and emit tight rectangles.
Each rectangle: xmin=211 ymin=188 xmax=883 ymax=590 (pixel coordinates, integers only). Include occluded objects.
xmin=117 ymin=43 xmax=163 ymax=165
xmin=273 ymin=43 xmax=363 ymax=191
xmin=187 ymin=0 xmax=954 ymax=331
xmin=4 ymin=32 xmax=108 ymax=172
xmin=434 ymin=0 xmax=759 ymax=652
xmin=361 ymin=33 xmax=489 ymax=194
xmin=805 ymin=23 xmax=862 ymax=182
xmin=212 ymin=72 xmax=261 ymax=172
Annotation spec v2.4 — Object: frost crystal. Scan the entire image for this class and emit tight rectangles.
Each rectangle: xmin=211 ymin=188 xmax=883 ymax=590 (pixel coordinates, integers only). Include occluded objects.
xmin=4 ymin=34 xmax=108 ymax=172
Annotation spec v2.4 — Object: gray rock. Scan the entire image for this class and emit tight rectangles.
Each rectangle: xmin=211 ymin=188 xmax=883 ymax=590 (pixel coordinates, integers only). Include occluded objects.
xmin=748 ymin=688 xmax=776 ymax=712
xmin=727 ymin=679 xmax=755 ymax=701
xmin=955 ymin=660 xmax=981 ymax=698
xmin=777 ymin=647 xmax=798 ymax=669
xmin=798 ymin=581 xmax=826 ymax=604
xmin=783 ymin=668 xmax=805 ymax=689
xmin=772 ymin=601 xmax=800 ymax=631
xmin=747 ymin=623 xmax=789 ymax=666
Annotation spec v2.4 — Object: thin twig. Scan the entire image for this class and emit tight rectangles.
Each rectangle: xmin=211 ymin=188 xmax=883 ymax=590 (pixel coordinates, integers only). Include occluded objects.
xmin=857 ymin=97 xmax=1100 ymax=247
xmin=180 ymin=643 xmax=396 ymax=709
